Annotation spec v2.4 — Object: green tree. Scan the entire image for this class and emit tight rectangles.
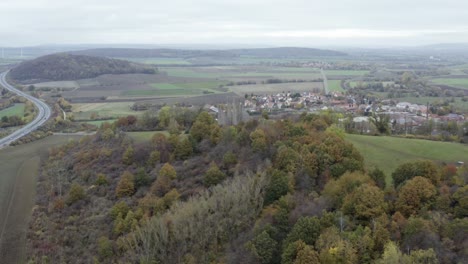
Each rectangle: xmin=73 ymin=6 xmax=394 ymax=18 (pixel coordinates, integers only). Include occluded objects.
xmin=158 ymin=106 xmax=171 ymax=128
xmin=122 ymin=146 xmax=134 ymax=165
xmin=174 ymin=138 xmax=193 ymax=160
xmin=377 ymin=241 xmax=404 ymax=264
xmin=452 ymin=185 xmax=468 ymax=218
xmin=369 ymin=168 xmax=386 ymax=189
xmin=135 ymin=167 xmax=150 ymax=188
xmin=285 ymin=216 xmax=321 ymax=247
xmin=190 ymin=111 xmax=215 ymax=142
xmin=369 ymin=113 xmax=390 ymax=135
xmin=95 ymin=173 xmax=108 ymax=186
xmin=203 ymin=162 xmax=226 ymax=187
xmin=246 ymin=230 xmax=278 ymax=264
xmin=265 ymin=169 xmax=290 ymax=205
xmin=97 ymin=236 xmax=113 ymax=260
xmin=392 ymin=160 xmax=440 ymax=187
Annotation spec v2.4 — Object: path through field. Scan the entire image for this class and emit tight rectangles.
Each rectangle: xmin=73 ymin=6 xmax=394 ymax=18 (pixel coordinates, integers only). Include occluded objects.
xmin=0 ymin=135 xmax=83 ymax=262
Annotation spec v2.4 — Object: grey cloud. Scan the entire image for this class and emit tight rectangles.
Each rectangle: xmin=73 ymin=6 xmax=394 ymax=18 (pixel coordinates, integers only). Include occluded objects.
xmin=0 ymin=0 xmax=467 ymax=46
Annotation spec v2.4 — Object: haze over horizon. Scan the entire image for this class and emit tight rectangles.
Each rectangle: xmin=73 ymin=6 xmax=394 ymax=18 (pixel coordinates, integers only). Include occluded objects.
xmin=1 ymin=0 xmax=468 ymax=48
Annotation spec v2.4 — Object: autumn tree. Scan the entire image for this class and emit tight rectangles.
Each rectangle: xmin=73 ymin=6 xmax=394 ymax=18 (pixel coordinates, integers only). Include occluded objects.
xmin=190 ymin=111 xmax=216 ymax=142
xmin=151 ymin=163 xmax=176 ymax=196
xmin=282 ymin=240 xmax=319 ymax=264
xmin=66 ymin=183 xmax=86 ymax=205
xmin=342 ymin=183 xmax=386 ymax=221
xmin=147 ymin=150 xmax=161 ymax=167
xmin=396 ymin=176 xmax=436 ymax=216
xmin=116 ymin=171 xmax=135 ymax=198
xmin=250 ymin=128 xmax=268 ymax=152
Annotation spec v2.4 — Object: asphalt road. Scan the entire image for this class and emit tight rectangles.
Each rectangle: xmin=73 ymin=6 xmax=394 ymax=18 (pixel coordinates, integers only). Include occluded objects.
xmin=0 ymin=71 xmax=51 ymax=148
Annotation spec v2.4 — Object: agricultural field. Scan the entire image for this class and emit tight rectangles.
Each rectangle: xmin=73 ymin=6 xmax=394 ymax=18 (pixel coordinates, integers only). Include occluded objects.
xmin=161 ymin=66 xmax=324 ymax=81
xmin=346 ymin=134 xmax=468 ymax=183
xmin=325 ymin=70 xmax=369 ymax=76
xmin=32 ymin=80 xmax=79 ymax=90
xmin=71 ymin=102 xmax=139 ymax=120
xmin=327 ymin=80 xmax=345 ymax=92
xmin=0 ymin=103 xmax=25 ymax=117
xmin=229 ymin=82 xmax=323 ymax=96
xmin=431 ymin=77 xmax=468 ymax=89
xmin=0 ymin=135 xmax=83 ymax=263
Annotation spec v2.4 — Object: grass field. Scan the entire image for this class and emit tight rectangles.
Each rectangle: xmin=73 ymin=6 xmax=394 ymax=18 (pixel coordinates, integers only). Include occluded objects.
xmin=328 ymin=80 xmax=345 ymax=92
xmin=346 ymin=134 xmax=468 ymax=183
xmin=0 ymin=135 xmax=83 ymax=262
xmin=431 ymin=78 xmax=468 ymax=89
xmin=230 ymin=82 xmax=323 ymax=96
xmin=72 ymin=102 xmax=139 ymax=120
xmin=0 ymin=104 xmax=25 ymax=118
xmin=123 ymin=81 xmax=226 ymax=97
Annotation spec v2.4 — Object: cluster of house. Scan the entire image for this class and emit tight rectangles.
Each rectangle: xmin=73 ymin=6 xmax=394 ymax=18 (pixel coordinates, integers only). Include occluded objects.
xmin=243 ymin=92 xmax=328 ymax=114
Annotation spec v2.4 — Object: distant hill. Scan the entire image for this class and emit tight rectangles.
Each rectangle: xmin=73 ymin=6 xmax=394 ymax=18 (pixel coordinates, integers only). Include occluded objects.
xmin=71 ymin=47 xmax=347 ymax=59
xmin=9 ymin=53 xmax=157 ymax=83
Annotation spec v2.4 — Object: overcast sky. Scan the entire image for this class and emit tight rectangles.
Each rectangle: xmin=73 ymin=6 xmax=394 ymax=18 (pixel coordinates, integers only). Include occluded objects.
xmin=1 ymin=0 xmax=467 ymax=47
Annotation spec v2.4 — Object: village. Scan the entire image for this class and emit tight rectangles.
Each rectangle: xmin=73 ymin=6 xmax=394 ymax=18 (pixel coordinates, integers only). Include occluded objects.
xmin=208 ymin=87 xmax=466 ymax=139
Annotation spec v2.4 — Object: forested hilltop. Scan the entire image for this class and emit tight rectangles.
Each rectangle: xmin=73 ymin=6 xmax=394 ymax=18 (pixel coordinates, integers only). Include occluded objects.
xmin=9 ymin=53 xmax=156 ymax=83
xmin=27 ymin=110 xmax=467 ymax=263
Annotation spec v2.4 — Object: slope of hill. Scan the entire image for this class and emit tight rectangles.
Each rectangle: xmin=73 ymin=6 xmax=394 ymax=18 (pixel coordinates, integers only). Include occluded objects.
xmin=71 ymin=47 xmax=347 ymax=59
xmin=9 ymin=53 xmax=157 ymax=83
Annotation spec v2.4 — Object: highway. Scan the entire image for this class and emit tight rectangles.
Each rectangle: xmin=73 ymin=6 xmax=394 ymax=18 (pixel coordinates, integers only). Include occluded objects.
xmin=0 ymin=71 xmax=51 ymax=148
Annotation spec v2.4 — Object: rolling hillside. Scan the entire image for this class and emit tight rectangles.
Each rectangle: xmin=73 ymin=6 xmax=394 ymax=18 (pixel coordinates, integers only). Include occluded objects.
xmin=9 ymin=53 xmax=157 ymax=83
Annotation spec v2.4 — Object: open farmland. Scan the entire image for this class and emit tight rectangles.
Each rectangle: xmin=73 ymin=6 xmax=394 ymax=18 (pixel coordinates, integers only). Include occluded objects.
xmin=346 ymin=134 xmax=468 ymax=183
xmin=32 ymin=80 xmax=79 ymax=90
xmin=71 ymin=102 xmax=139 ymax=120
xmin=0 ymin=135 xmax=84 ymax=263
xmin=161 ymin=66 xmax=324 ymax=81
xmin=431 ymin=77 xmax=468 ymax=89
xmin=230 ymin=82 xmax=323 ymax=96
xmin=0 ymin=103 xmax=25 ymax=117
